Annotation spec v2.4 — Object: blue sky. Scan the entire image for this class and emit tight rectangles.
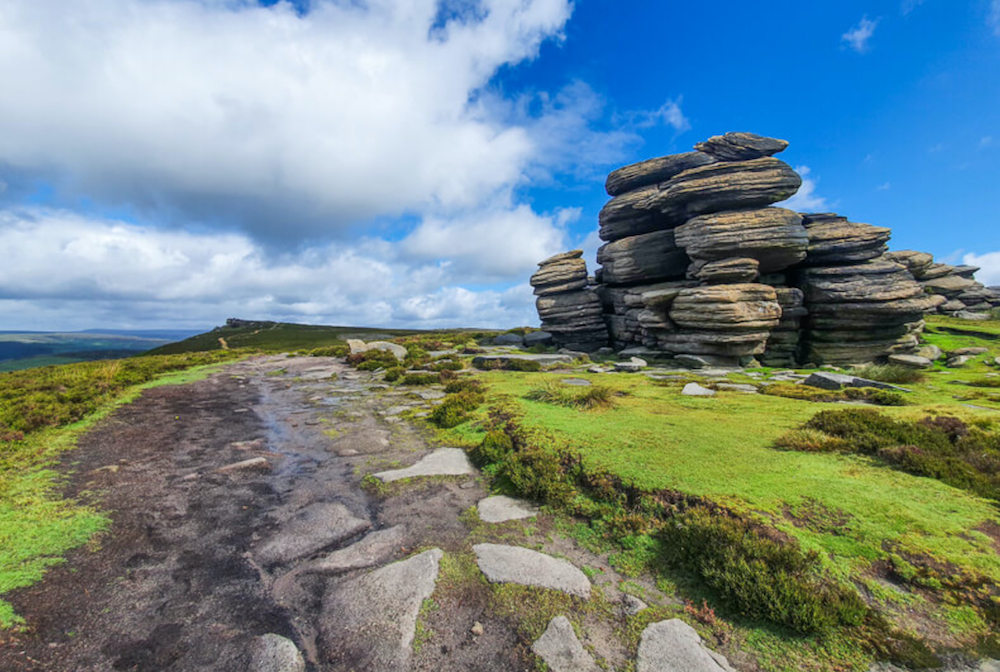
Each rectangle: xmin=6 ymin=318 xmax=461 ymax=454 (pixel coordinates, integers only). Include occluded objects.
xmin=0 ymin=0 xmax=998 ymax=331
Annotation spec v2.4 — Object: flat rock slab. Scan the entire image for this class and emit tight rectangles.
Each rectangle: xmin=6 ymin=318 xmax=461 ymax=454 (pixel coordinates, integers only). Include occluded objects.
xmin=478 ymin=495 xmax=539 ymax=523
xmin=715 ymin=383 xmax=758 ymax=393
xmin=473 ymin=544 xmax=590 ymax=598
xmin=416 ymin=389 xmax=447 ymax=400
xmin=249 ymin=634 xmax=306 ymax=672
xmin=256 ymin=502 xmax=371 ymax=565
xmin=321 ymin=548 xmax=443 ymax=672
xmin=637 ymin=619 xmax=735 ymax=672
xmin=531 ymin=616 xmax=601 ymax=672
xmin=561 ymin=378 xmax=593 ymax=387
xmin=298 ymin=525 xmax=406 ymax=575
xmin=374 ymin=448 xmax=475 ymax=482
xmin=682 ymin=383 xmax=716 ymax=397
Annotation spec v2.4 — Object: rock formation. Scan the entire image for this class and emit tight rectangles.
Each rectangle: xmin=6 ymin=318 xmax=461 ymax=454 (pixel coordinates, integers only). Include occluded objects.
xmin=532 ymin=131 xmax=993 ymax=366
xmin=886 ymin=251 xmax=1000 ymax=317
xmin=530 ymin=251 xmax=609 ymax=352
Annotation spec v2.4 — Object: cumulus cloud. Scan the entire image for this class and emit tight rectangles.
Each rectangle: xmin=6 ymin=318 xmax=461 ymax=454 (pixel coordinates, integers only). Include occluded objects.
xmin=777 ymin=166 xmax=829 ymax=213
xmin=963 ymin=251 xmax=1000 ymax=286
xmin=842 ymin=15 xmax=879 ymax=53
xmin=0 ymin=0 xmax=604 ymax=241
xmin=0 ymin=208 xmax=542 ymax=330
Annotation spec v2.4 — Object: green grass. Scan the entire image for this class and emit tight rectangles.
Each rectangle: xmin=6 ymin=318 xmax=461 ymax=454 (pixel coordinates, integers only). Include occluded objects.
xmin=0 ymin=353 xmax=242 ymax=627
xmin=441 ymin=362 xmax=1000 ymax=663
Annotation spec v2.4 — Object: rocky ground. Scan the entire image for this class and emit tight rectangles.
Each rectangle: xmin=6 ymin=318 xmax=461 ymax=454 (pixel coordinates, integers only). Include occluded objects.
xmin=0 ymin=355 xmax=732 ymax=672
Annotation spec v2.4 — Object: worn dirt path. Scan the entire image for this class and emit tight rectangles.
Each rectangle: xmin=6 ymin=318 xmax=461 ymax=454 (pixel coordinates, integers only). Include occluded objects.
xmin=0 ymin=355 xmax=675 ymax=672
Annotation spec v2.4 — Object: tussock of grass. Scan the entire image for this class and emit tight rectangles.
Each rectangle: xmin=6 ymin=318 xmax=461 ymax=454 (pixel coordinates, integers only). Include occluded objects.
xmin=763 ymin=383 xmax=907 ymax=406
xmin=847 ymin=364 xmax=926 ymax=385
xmin=429 ymin=389 xmax=485 ymax=428
xmin=524 ymin=383 xmax=618 ymax=410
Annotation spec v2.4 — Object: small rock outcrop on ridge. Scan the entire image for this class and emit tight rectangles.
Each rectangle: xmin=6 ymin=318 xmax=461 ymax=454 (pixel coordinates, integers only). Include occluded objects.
xmin=531 ymin=131 xmax=989 ymax=366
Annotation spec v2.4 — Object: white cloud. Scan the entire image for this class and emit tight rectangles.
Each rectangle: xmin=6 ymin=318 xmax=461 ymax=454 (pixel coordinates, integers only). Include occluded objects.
xmin=629 ymin=98 xmax=691 ymax=133
xmin=992 ymin=0 xmax=1000 ymax=34
xmin=0 ymin=0 xmax=595 ymax=240
xmin=901 ymin=0 xmax=924 ymax=16
xmin=777 ymin=166 xmax=829 ymax=213
xmin=842 ymin=15 xmax=879 ymax=53
xmin=963 ymin=252 xmax=1000 ymax=286
xmin=877 ymin=182 xmax=892 ymax=191
xmin=0 ymin=208 xmax=543 ymax=330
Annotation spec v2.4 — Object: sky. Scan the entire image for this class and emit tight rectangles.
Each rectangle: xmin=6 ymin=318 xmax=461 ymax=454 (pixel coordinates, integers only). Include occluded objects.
xmin=0 ymin=0 xmax=998 ymax=332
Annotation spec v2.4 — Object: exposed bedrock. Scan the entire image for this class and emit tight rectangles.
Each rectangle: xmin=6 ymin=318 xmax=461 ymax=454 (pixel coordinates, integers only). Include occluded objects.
xmin=597 ymin=230 xmax=690 ymax=286
xmin=531 ymin=250 xmax=610 ymax=352
xmin=801 ymin=214 xmax=890 ymax=264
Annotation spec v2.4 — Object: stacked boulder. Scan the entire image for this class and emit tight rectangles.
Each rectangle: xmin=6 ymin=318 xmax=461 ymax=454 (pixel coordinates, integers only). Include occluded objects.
xmin=530 ymin=251 xmax=609 ymax=352
xmin=532 ymin=132 xmax=989 ymax=366
xmin=886 ymin=251 xmax=1000 ymax=317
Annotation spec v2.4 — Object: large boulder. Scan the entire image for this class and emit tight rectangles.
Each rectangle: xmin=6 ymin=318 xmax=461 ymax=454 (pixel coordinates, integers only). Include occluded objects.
xmin=597 ymin=230 xmax=690 ymax=285
xmin=669 ymin=284 xmax=782 ymax=332
xmin=605 ymin=151 xmax=716 ymax=197
xmin=674 ymin=207 xmax=808 ymax=273
xmin=800 ymin=259 xmax=924 ymax=304
xmin=641 ymin=158 xmax=803 ymax=222
xmin=801 ymin=214 xmax=890 ymax=264
xmin=885 ymin=250 xmax=934 ymax=277
xmin=599 ymin=184 xmax=680 ymax=242
xmin=531 ymin=250 xmax=589 ymax=296
xmin=694 ymin=132 xmax=789 ymax=162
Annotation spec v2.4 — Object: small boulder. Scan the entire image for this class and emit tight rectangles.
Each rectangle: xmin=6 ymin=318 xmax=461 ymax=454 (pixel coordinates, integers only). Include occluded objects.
xmin=531 ymin=616 xmax=601 ymax=672
xmin=682 ymin=383 xmax=716 ymax=397
xmin=947 ymin=355 xmax=974 ymax=368
xmin=675 ymin=354 xmax=709 ymax=369
xmin=614 ymin=361 xmax=644 ymax=373
xmin=494 ymin=333 xmax=526 ymax=346
xmin=524 ymin=331 xmax=554 ymax=347
xmin=951 ymin=347 xmax=989 ymax=356
xmin=803 ymin=372 xmax=909 ymax=393
xmin=622 ymin=594 xmax=648 ymax=616
xmin=887 ymin=354 xmax=932 ymax=370
xmin=917 ymin=345 xmax=943 ymax=361
xmin=249 ymin=634 xmax=305 ymax=672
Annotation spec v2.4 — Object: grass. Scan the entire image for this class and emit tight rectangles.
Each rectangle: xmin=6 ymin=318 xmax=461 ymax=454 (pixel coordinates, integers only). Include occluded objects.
xmin=438 ymin=358 xmax=1000 ymax=666
xmin=0 ymin=352 xmax=243 ymax=627
xmin=846 ymin=364 xmax=926 ymax=385
xmin=524 ymin=383 xmax=619 ymax=410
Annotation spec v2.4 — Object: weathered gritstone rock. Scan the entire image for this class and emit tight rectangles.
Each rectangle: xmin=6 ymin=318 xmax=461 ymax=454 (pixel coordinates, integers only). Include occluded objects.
xmin=597 ymin=229 xmax=690 ymax=285
xmin=605 ymin=151 xmax=716 ymax=197
xmin=801 ymin=214 xmax=890 ymax=264
xmin=641 ymin=157 xmax=802 ymax=222
xmin=373 ymin=448 xmax=475 ymax=483
xmin=249 ymin=634 xmax=306 ymax=672
xmin=694 ymin=131 xmax=790 ymax=161
xmin=293 ymin=525 xmax=406 ymax=576
xmin=473 ymin=543 xmax=591 ymax=598
xmin=477 ymin=495 xmax=539 ymax=523
xmin=531 ymin=616 xmax=602 ymax=672
xmin=347 ymin=340 xmax=408 ymax=361
xmin=531 ymin=251 xmax=610 ymax=352
xmin=533 ymin=131 xmax=979 ymax=367
xmin=256 ymin=502 xmax=371 ymax=566
xmin=637 ymin=619 xmax=735 ymax=672
xmin=674 ymin=207 xmax=807 ymax=273
xmin=321 ymin=548 xmax=443 ymax=672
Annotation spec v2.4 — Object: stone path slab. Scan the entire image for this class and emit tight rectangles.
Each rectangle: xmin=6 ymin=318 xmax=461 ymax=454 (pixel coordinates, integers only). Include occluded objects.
xmin=321 ymin=548 xmax=444 ymax=672
xmin=531 ymin=616 xmax=601 ymax=672
xmin=682 ymin=383 xmax=716 ymax=397
xmin=477 ymin=495 xmax=539 ymax=523
xmin=256 ymin=502 xmax=371 ymax=565
xmin=249 ymin=634 xmax=306 ymax=672
xmin=374 ymin=448 xmax=475 ymax=483
xmin=472 ymin=544 xmax=590 ymax=598
xmin=637 ymin=619 xmax=735 ymax=672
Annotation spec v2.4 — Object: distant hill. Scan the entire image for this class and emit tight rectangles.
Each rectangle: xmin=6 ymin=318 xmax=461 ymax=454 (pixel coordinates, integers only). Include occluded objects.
xmin=146 ymin=318 xmax=436 ymax=355
xmin=0 ymin=329 xmax=201 ymax=373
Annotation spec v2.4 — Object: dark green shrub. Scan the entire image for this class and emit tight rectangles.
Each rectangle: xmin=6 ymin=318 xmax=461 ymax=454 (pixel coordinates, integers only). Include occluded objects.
xmin=658 ymin=507 xmax=867 ymax=634
xmin=347 ymin=349 xmax=399 ymax=369
xmin=445 ymin=378 xmax=483 ymax=394
xmin=429 ymin=359 xmax=463 ymax=372
xmin=309 ymin=345 xmax=349 ymax=357
xmin=429 ymin=389 xmax=485 ymax=428
xmin=500 ymin=444 xmax=577 ymax=507
xmin=383 ymin=367 xmax=404 ymax=383
xmin=470 ymin=430 xmax=514 ymax=467
xmin=477 ymin=358 xmax=542 ymax=372
xmin=401 ymin=373 xmax=440 ymax=386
